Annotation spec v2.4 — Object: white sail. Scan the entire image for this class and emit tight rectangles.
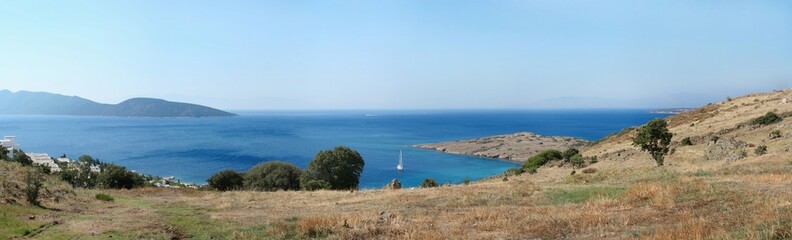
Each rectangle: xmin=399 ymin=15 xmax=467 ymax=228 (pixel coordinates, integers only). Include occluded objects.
xmin=397 ymin=150 xmax=404 ymax=171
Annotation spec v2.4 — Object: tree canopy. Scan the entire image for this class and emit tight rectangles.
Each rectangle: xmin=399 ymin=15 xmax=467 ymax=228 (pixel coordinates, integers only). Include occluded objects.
xmin=300 ymin=146 xmax=365 ymax=191
xmin=207 ymin=170 xmax=244 ymax=191
xmin=244 ymin=161 xmax=302 ymax=191
xmin=632 ymin=118 xmax=673 ymax=166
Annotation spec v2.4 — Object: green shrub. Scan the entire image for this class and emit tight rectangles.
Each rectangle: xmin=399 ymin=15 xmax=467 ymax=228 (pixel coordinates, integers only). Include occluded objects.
xmin=752 ymin=112 xmax=782 ymax=126
xmin=13 ymin=150 xmax=33 ymax=166
xmin=710 ymin=135 xmax=720 ymax=143
xmin=507 ymin=167 xmax=524 ymax=176
xmin=570 ymin=154 xmax=584 ymax=168
xmin=24 ymin=171 xmax=43 ymax=206
xmin=463 ymin=178 xmax=470 ymax=185
xmin=755 ymin=145 xmax=768 ymax=156
xmin=522 ymin=149 xmax=563 ymax=173
xmin=681 ymin=137 xmax=693 ymax=146
xmin=562 ymin=148 xmax=579 ymax=162
xmin=97 ymin=164 xmax=144 ymax=189
xmin=300 ymin=146 xmax=365 ymax=190
xmin=420 ymin=178 xmax=439 ymax=188
xmin=245 ymin=161 xmax=302 ymax=191
xmin=589 ymin=156 xmax=598 ymax=164
xmin=95 ymin=193 xmax=114 ymax=202
xmin=207 ymin=170 xmax=244 ymax=191
xmin=770 ymin=130 xmax=782 ymax=139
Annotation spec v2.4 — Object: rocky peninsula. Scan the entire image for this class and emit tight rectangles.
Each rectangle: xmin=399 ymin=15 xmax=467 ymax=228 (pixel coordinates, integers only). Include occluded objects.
xmin=414 ymin=132 xmax=590 ymax=162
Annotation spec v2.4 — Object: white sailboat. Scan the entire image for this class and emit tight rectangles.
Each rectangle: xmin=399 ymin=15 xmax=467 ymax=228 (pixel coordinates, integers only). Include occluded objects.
xmin=397 ymin=150 xmax=404 ymax=171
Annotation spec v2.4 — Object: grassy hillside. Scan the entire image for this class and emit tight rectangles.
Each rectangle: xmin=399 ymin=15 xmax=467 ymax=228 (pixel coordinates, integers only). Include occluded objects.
xmin=2 ymin=89 xmax=791 ymax=239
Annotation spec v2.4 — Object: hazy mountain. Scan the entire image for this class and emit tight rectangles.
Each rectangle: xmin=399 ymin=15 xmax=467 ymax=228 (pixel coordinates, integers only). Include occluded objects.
xmin=0 ymin=90 xmax=236 ymax=117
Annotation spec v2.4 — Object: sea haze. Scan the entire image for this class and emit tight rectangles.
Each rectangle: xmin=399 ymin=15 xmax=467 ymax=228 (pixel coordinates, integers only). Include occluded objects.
xmin=0 ymin=110 xmax=670 ymax=188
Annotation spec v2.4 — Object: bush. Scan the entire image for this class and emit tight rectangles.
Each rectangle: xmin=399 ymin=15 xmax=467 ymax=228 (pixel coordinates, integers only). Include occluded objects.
xmin=207 ymin=170 xmax=244 ymax=191
xmin=522 ymin=149 xmax=563 ymax=173
xmin=570 ymin=154 xmax=584 ymax=168
xmin=420 ymin=178 xmax=439 ymax=188
xmin=589 ymin=156 xmax=598 ymax=164
xmin=463 ymin=178 xmax=470 ymax=185
xmin=25 ymin=171 xmax=43 ymax=206
xmin=97 ymin=164 xmax=144 ymax=189
xmin=95 ymin=193 xmax=114 ymax=202
xmin=755 ymin=145 xmax=768 ymax=156
xmin=13 ymin=150 xmax=33 ymax=166
xmin=752 ymin=112 xmax=782 ymax=126
xmin=562 ymin=148 xmax=579 ymax=162
xmin=770 ymin=130 xmax=782 ymax=139
xmin=300 ymin=146 xmax=365 ymax=190
xmin=681 ymin=137 xmax=693 ymax=146
xmin=582 ymin=168 xmax=597 ymax=174
xmin=710 ymin=135 xmax=720 ymax=143
xmin=245 ymin=161 xmax=302 ymax=191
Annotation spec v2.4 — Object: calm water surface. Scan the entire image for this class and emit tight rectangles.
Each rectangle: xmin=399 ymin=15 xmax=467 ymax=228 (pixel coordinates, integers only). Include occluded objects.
xmin=0 ymin=110 xmax=669 ymax=188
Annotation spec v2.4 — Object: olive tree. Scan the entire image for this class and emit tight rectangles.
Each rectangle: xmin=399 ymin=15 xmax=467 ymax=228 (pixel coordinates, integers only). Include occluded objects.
xmin=632 ymin=118 xmax=673 ymax=166
xmin=300 ymin=146 xmax=365 ymax=191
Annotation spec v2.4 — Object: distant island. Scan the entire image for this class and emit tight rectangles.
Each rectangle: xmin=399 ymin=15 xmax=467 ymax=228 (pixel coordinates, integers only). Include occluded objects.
xmin=0 ymin=90 xmax=236 ymax=118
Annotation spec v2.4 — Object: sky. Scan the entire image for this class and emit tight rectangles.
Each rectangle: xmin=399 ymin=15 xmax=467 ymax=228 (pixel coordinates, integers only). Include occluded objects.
xmin=1 ymin=1 xmax=791 ymax=110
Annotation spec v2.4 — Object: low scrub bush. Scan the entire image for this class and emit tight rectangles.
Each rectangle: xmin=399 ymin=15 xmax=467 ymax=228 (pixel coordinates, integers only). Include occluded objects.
xmin=562 ymin=148 xmax=579 ymax=162
xmin=420 ymin=178 xmax=439 ymax=188
xmin=770 ymin=130 xmax=782 ymax=139
xmin=752 ymin=112 xmax=782 ymax=126
xmin=522 ymin=149 xmax=563 ymax=173
xmin=95 ymin=193 xmax=114 ymax=202
xmin=582 ymin=168 xmax=597 ymax=174
xmin=24 ymin=171 xmax=43 ymax=206
xmin=570 ymin=154 xmax=584 ymax=168
xmin=755 ymin=145 xmax=768 ymax=156
xmin=681 ymin=137 xmax=692 ymax=146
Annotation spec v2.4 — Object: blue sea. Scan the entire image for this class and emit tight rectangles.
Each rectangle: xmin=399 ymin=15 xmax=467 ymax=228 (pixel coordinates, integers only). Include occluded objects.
xmin=0 ymin=110 xmax=669 ymax=188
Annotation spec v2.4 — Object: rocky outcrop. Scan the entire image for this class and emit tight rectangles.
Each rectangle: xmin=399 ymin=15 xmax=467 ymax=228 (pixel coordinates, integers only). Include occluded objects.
xmin=704 ymin=138 xmax=748 ymax=161
xmin=383 ymin=179 xmax=401 ymax=190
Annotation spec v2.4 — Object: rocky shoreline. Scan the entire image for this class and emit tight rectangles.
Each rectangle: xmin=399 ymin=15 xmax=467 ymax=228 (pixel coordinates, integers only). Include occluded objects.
xmin=414 ymin=132 xmax=590 ymax=163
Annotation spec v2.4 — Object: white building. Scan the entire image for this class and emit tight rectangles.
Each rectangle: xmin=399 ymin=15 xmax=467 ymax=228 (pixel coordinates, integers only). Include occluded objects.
xmin=1 ymin=136 xmax=18 ymax=159
xmin=56 ymin=157 xmax=72 ymax=163
xmin=90 ymin=165 xmax=101 ymax=173
xmin=27 ymin=153 xmax=62 ymax=173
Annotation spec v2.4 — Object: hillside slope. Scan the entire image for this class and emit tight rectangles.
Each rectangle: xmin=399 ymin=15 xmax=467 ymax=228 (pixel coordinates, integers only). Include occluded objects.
xmin=0 ymin=90 xmax=236 ymax=117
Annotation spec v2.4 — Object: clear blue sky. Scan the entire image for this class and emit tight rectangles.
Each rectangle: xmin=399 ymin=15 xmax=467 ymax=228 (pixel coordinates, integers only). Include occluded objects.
xmin=1 ymin=1 xmax=790 ymax=110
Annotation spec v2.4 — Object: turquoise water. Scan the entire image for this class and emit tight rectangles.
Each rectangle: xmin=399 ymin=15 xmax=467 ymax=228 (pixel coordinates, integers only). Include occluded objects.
xmin=0 ymin=110 xmax=669 ymax=188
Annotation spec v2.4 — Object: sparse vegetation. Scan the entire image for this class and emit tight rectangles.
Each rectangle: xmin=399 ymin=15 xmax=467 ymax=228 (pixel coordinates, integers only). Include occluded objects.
xmin=420 ymin=178 xmax=439 ymax=188
xmin=207 ymin=170 xmax=244 ymax=191
xmin=562 ymin=148 xmax=579 ymax=161
xmin=633 ymin=118 xmax=673 ymax=166
xmin=570 ymin=154 xmax=584 ymax=167
xmin=300 ymin=146 xmax=365 ymax=191
xmin=24 ymin=170 xmax=43 ymax=206
xmin=245 ymin=161 xmax=302 ymax=191
xmin=755 ymin=145 xmax=768 ymax=156
xmin=752 ymin=111 xmax=782 ymax=126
